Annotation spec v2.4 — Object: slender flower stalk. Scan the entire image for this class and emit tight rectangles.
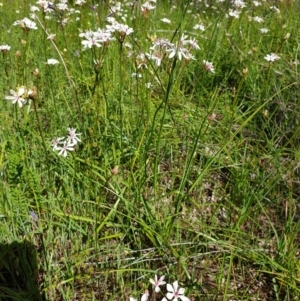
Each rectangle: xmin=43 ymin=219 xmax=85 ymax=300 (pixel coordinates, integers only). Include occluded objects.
xmin=33 ymin=13 xmax=83 ymax=122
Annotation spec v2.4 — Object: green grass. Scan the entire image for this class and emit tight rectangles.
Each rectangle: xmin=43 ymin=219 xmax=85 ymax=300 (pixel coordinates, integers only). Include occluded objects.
xmin=0 ymin=0 xmax=300 ymax=300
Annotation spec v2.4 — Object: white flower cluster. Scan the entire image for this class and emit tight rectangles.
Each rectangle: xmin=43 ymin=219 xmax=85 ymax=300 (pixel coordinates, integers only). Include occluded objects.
xmin=13 ymin=17 xmax=37 ymax=30
xmin=232 ymin=0 xmax=246 ymax=9
xmin=79 ymin=29 xmax=114 ymax=50
xmin=141 ymin=0 xmax=156 ymax=14
xmin=0 ymin=45 xmax=11 ymax=52
xmin=264 ymin=53 xmax=280 ymax=62
xmin=144 ymin=34 xmax=200 ymax=67
xmin=51 ymin=128 xmax=81 ymax=157
xmin=203 ymin=60 xmax=215 ymax=73
xmin=46 ymin=58 xmax=59 ymax=65
xmin=226 ymin=0 xmax=247 ymax=19
xmin=130 ymin=275 xmax=190 ymax=301
xmin=79 ymin=19 xmax=134 ymax=50
xmin=36 ymin=0 xmax=55 ymax=13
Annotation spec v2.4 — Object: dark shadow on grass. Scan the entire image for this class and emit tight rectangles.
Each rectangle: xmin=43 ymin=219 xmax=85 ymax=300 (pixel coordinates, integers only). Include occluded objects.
xmin=0 ymin=241 xmax=44 ymax=301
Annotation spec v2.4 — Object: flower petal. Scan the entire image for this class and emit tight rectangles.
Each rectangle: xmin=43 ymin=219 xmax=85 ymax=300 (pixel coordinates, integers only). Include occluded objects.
xmin=166 ymin=283 xmax=174 ymax=293
xmin=5 ymin=96 xmax=15 ymax=100
xmin=159 ymin=275 xmax=165 ymax=282
xmin=173 ymin=281 xmax=178 ymax=291
xmin=18 ymin=87 xmax=25 ymax=96
xmin=149 ymin=278 xmax=156 ymax=285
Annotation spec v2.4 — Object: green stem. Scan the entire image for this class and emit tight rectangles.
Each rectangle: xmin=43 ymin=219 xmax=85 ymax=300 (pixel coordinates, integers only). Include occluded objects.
xmin=118 ymin=41 xmax=124 ymax=154
xmin=153 ymin=57 xmax=177 ymax=195
xmin=32 ymin=99 xmax=50 ymax=179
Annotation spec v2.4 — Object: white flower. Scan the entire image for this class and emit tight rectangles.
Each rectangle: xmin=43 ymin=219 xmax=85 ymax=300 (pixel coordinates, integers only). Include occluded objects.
xmin=203 ymin=60 xmax=215 ymax=73
xmin=253 ymin=16 xmax=264 ymax=23
xmin=47 ymin=33 xmax=56 ymax=40
xmin=184 ymin=37 xmax=200 ymax=50
xmin=146 ymin=51 xmax=162 ymax=66
xmin=13 ymin=17 xmax=38 ymax=30
xmin=150 ymin=38 xmax=173 ymax=50
xmin=136 ymin=53 xmax=148 ymax=69
xmin=228 ymin=9 xmax=240 ymax=18
xmin=106 ymin=22 xmax=134 ymax=40
xmin=56 ymin=2 xmax=68 ymax=10
xmin=141 ymin=1 xmax=156 ymax=12
xmin=264 ymin=53 xmax=280 ymax=62
xmin=106 ymin=16 xmax=117 ymax=24
xmin=164 ymin=281 xmax=190 ymax=301
xmin=164 ymin=35 xmax=198 ymax=61
xmin=57 ymin=141 xmax=75 ymax=157
xmin=5 ymin=87 xmax=27 ymax=108
xmin=260 ymin=28 xmax=269 ymax=33
xmin=95 ymin=29 xmax=113 ymax=43
xmin=36 ymin=0 xmax=52 ymax=11
xmin=110 ymin=2 xmax=121 ymax=13
xmin=51 ymin=128 xmax=81 ymax=157
xmin=270 ymin=6 xmax=280 ymax=13
xmin=67 ymin=128 xmax=81 ymax=146
xmin=79 ymin=30 xmax=93 ymax=38
xmin=131 ymin=73 xmax=142 ymax=78
xmin=167 ymin=46 xmax=190 ymax=61
xmin=117 ymin=23 xmax=134 ymax=36
xmin=0 ymin=45 xmax=11 ymax=51
xmin=193 ymin=24 xmax=205 ymax=31
xmin=232 ymin=0 xmax=246 ymax=9
xmin=51 ymin=137 xmax=65 ymax=151
xmin=30 ymin=5 xmax=40 ymax=12
xmin=150 ymin=274 xmax=166 ymax=293
xmin=161 ymin=18 xmax=171 ymax=24
xmin=46 ymin=58 xmax=59 ymax=65
xmin=81 ymin=34 xmax=102 ymax=50
xmin=141 ymin=290 xmax=149 ymax=301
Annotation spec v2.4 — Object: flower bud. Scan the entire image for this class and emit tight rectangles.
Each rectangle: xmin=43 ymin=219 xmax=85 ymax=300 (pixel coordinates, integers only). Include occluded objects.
xmin=28 ymin=86 xmax=37 ymax=100
xmin=33 ymin=68 xmax=39 ymax=76
xmin=242 ymin=67 xmax=248 ymax=76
